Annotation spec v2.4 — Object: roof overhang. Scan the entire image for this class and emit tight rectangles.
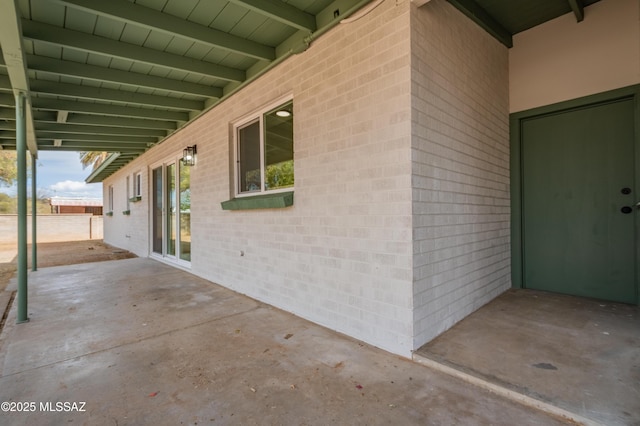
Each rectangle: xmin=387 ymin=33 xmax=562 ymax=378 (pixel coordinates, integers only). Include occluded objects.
xmin=0 ymin=0 xmax=603 ymax=182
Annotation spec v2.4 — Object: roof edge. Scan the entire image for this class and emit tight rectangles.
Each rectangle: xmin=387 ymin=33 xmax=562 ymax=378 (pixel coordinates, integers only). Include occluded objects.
xmin=85 ymin=152 xmax=120 ymax=183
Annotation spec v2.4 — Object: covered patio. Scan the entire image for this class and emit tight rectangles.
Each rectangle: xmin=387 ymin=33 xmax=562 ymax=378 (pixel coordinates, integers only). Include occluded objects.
xmin=0 ymin=255 xmax=574 ymax=425
xmin=0 ymin=0 xmax=638 ymax=423
xmin=0 ymin=246 xmax=638 ymax=424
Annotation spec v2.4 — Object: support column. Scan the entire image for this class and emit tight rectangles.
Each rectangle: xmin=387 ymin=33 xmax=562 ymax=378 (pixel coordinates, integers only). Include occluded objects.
xmin=16 ymin=91 xmax=29 ymax=324
xmin=31 ymin=151 xmax=37 ymax=272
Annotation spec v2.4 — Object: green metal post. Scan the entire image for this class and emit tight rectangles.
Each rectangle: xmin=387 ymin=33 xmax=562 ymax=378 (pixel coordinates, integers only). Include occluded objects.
xmin=31 ymin=151 xmax=37 ymax=272
xmin=16 ymin=91 xmax=29 ymax=324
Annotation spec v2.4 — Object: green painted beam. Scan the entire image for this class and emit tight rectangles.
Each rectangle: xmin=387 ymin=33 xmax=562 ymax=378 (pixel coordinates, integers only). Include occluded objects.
xmin=0 ymin=2 xmax=38 ymax=156
xmin=314 ymin=0 xmax=374 ymax=28
xmin=2 ymin=133 xmax=165 ymax=145
xmin=63 ymin=114 xmax=177 ymax=131
xmin=0 ymin=108 xmax=57 ymax=122
xmin=36 ymin=132 xmax=157 ymax=143
xmin=37 ymin=143 xmax=148 ymax=152
xmin=0 ymin=93 xmax=15 ymax=107
xmin=229 ymin=0 xmax=316 ymax=32
xmin=0 ymin=108 xmax=16 ymax=120
xmin=35 ymin=122 xmax=167 ymax=137
xmin=54 ymin=0 xmax=276 ymax=61
xmin=22 ymin=20 xmax=246 ymax=83
xmin=32 ymin=98 xmax=189 ymax=121
xmin=30 ymin=80 xmax=204 ymax=111
xmin=567 ymin=0 xmax=584 ymax=22
xmin=0 ymin=74 xmax=10 ymax=89
xmin=27 ymin=54 xmax=222 ymax=98
xmin=446 ymin=0 xmax=513 ymax=48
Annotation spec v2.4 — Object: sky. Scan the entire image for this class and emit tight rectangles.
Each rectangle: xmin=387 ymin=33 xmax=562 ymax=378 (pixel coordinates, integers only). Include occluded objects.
xmin=1 ymin=151 xmax=103 ymax=199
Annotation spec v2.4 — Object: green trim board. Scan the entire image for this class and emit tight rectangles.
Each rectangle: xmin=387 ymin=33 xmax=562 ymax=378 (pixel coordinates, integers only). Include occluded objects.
xmin=221 ymin=191 xmax=294 ymax=211
xmin=510 ymin=84 xmax=640 ymax=305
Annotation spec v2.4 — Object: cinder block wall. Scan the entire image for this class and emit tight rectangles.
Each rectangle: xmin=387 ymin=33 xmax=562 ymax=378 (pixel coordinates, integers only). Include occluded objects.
xmin=410 ymin=0 xmax=511 ymax=349
xmin=104 ymin=0 xmax=416 ymax=356
xmin=0 ymin=214 xmax=103 ymax=243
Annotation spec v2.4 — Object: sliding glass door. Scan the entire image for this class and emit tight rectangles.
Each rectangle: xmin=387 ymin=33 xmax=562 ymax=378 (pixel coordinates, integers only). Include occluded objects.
xmin=151 ymin=158 xmax=191 ymax=265
xmin=179 ymin=165 xmax=191 ymax=261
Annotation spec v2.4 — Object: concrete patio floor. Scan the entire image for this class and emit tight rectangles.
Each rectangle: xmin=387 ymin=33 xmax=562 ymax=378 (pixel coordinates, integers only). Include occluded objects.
xmin=415 ymin=289 xmax=640 ymax=426
xmin=0 ymin=258 xmax=575 ymax=426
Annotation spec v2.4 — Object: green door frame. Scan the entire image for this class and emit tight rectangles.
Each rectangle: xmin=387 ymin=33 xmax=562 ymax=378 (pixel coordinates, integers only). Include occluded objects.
xmin=510 ymin=84 xmax=640 ymax=305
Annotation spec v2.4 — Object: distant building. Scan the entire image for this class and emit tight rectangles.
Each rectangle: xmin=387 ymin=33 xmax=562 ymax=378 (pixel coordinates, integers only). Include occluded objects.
xmin=49 ymin=197 xmax=103 ymax=215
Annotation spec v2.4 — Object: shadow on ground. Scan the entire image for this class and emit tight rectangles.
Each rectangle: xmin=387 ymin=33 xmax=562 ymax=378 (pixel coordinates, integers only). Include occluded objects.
xmin=0 ymin=257 xmax=572 ymax=425
xmin=416 ymin=289 xmax=640 ymax=426
xmin=0 ymin=240 xmax=136 ymax=293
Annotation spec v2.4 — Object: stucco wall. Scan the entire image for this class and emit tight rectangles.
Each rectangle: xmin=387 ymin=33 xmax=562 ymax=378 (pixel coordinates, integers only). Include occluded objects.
xmin=410 ymin=0 xmax=511 ymax=349
xmin=103 ymin=0 xmax=415 ymax=356
xmin=510 ymin=0 xmax=640 ymax=113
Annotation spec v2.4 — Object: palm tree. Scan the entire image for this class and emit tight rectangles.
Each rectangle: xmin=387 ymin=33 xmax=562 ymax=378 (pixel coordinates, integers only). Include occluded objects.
xmin=79 ymin=151 xmax=109 ymax=171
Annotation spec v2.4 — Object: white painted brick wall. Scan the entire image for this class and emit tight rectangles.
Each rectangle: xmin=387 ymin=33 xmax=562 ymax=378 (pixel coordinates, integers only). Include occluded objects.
xmin=410 ymin=0 xmax=511 ymax=349
xmin=103 ymin=0 xmax=512 ymax=356
xmin=104 ymin=0 xmax=415 ymax=356
xmin=103 ymin=161 xmax=149 ymax=257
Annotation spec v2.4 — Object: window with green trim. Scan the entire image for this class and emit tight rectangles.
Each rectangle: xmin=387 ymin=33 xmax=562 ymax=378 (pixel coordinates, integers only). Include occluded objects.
xmin=235 ymin=99 xmax=293 ymax=196
xmin=108 ymin=185 xmax=113 ymax=212
xmin=133 ymin=172 xmax=142 ymax=197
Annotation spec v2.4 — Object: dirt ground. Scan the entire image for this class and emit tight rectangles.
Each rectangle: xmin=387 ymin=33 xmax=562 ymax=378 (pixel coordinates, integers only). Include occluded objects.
xmin=0 ymin=240 xmax=136 ymax=294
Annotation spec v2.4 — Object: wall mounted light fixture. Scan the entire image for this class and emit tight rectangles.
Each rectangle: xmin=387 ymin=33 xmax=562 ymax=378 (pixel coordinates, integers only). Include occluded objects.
xmin=182 ymin=145 xmax=197 ymax=166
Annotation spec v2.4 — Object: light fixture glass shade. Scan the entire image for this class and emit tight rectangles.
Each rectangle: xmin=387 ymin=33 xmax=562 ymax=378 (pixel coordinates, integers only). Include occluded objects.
xmin=182 ymin=145 xmax=197 ymax=166
xmin=275 ymin=109 xmax=291 ymax=118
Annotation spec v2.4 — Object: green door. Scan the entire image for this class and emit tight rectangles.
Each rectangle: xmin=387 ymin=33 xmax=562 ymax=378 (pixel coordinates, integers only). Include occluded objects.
xmin=522 ymin=98 xmax=636 ymax=303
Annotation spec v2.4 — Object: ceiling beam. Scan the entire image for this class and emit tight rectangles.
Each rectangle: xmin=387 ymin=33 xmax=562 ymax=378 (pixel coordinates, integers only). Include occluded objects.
xmin=567 ymin=0 xmax=584 ymax=22
xmin=56 ymin=110 xmax=68 ymax=123
xmin=37 ymin=143 xmax=147 ymax=152
xmin=31 ymin=98 xmax=189 ymax=121
xmin=0 ymin=108 xmax=14 ymax=119
xmin=33 ymin=122 xmax=167 ymax=137
xmin=0 ymin=130 xmax=16 ymax=139
xmin=0 ymin=93 xmax=14 ymax=107
xmin=0 ymin=108 xmax=58 ymax=122
xmin=446 ymin=0 xmax=512 ymax=48
xmin=36 ymin=132 xmax=157 ymax=143
xmin=0 ymin=0 xmax=38 ymax=153
xmin=228 ymin=0 xmax=316 ymax=32
xmin=62 ymin=114 xmax=177 ymax=131
xmin=30 ymin=80 xmax=204 ymax=111
xmin=26 ymin=55 xmax=222 ymax=98
xmin=21 ymin=20 xmax=246 ymax=83
xmin=53 ymin=0 xmax=276 ymax=61
xmin=0 ymin=74 xmax=11 ymax=90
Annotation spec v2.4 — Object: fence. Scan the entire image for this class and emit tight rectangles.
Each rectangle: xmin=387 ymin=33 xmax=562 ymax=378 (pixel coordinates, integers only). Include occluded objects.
xmin=0 ymin=214 xmax=103 ymax=244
